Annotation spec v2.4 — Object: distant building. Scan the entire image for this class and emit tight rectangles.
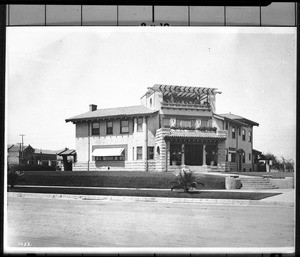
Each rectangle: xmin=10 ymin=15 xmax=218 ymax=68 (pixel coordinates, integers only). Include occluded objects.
xmin=57 ymin=148 xmax=77 ymax=171
xmin=7 ymin=144 xmax=76 ymax=170
xmin=7 ymin=144 xmax=21 ymax=165
xmin=22 ymin=145 xmax=57 ymax=167
xmin=66 ymin=84 xmax=260 ymax=172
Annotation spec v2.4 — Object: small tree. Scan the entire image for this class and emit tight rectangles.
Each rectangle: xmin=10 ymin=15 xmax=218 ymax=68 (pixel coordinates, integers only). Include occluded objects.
xmin=281 ymin=157 xmax=294 ymax=172
xmin=171 ymin=169 xmax=201 ymax=193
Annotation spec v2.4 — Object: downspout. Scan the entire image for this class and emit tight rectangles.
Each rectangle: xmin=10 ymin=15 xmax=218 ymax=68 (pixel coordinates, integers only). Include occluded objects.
xmin=144 ymin=116 xmax=148 ymax=172
xmin=236 ymin=125 xmax=239 ymax=171
xmin=251 ymin=126 xmax=254 ymax=172
xmin=88 ymin=122 xmax=90 ymax=171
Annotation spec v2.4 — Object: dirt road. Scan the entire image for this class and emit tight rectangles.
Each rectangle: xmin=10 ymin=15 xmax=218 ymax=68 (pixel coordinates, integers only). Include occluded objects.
xmin=6 ymin=196 xmax=294 ymax=248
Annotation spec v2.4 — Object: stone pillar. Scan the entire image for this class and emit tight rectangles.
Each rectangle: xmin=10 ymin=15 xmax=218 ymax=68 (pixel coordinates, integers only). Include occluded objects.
xmin=143 ymin=117 xmax=148 ymax=171
xmin=48 ymin=160 xmax=51 ymax=166
xmin=181 ymin=144 xmax=185 ymax=166
xmin=202 ymin=144 xmax=207 ymax=166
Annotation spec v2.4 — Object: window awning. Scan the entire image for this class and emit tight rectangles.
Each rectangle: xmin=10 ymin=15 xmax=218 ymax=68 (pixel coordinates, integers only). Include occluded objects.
xmin=92 ymin=148 xmax=124 ymax=157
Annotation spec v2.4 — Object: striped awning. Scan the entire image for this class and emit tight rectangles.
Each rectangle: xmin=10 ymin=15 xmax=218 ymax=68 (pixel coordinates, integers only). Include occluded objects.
xmin=92 ymin=148 xmax=124 ymax=157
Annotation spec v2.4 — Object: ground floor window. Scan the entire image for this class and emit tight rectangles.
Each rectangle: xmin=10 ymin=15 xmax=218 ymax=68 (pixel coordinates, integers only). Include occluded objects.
xmin=95 ymin=156 xmax=125 ymax=161
xmin=137 ymin=147 xmax=143 ymax=160
xmin=147 ymin=147 xmax=154 ymax=160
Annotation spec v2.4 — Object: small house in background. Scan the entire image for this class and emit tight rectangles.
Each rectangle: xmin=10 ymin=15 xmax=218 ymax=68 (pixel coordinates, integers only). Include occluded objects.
xmin=252 ymin=149 xmax=264 ymax=171
xmin=7 ymin=144 xmax=21 ymax=165
xmin=57 ymin=148 xmax=77 ymax=171
xmin=7 ymin=144 xmax=76 ymax=170
xmin=22 ymin=145 xmax=57 ymax=167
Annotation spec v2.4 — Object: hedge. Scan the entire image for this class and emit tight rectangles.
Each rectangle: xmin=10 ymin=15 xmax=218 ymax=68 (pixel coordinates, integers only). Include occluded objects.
xmin=8 ymin=164 xmax=56 ymax=172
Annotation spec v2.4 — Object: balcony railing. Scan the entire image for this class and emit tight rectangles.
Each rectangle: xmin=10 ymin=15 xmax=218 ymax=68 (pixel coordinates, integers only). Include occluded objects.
xmin=162 ymin=102 xmax=211 ymax=110
xmin=165 ymin=125 xmax=217 ymax=132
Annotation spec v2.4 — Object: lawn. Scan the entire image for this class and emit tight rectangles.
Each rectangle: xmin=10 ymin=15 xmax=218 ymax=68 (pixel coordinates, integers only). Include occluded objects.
xmin=8 ymin=186 xmax=280 ymax=200
xmin=16 ymin=170 xmax=226 ymax=189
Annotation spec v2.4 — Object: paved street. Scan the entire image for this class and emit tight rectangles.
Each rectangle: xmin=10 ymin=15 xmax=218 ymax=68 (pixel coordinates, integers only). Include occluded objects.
xmin=6 ymin=196 xmax=294 ymax=248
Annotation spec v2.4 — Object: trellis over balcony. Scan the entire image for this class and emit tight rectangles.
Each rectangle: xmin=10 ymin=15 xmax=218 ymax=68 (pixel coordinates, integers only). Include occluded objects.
xmin=149 ymin=84 xmax=221 ymax=111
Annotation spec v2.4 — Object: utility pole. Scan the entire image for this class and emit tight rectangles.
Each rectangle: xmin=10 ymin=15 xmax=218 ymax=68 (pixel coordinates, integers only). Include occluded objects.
xmin=19 ymin=134 xmax=25 ymax=163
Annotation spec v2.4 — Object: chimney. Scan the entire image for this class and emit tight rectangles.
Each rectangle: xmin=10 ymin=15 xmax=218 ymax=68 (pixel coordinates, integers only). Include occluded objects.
xmin=89 ymin=104 xmax=97 ymax=112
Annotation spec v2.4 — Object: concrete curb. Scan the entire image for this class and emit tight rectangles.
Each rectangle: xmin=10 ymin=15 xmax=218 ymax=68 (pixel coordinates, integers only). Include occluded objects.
xmin=7 ymin=192 xmax=294 ymax=207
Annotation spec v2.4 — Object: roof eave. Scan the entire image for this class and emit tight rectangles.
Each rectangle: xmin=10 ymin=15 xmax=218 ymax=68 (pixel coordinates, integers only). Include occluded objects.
xmin=66 ymin=110 xmax=159 ymax=123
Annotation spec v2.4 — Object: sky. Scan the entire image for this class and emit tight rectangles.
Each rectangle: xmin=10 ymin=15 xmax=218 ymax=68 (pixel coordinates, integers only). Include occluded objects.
xmin=6 ymin=27 xmax=296 ymax=160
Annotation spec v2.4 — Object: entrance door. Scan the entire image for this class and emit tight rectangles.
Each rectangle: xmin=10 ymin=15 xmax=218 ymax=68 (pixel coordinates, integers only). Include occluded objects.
xmin=238 ymin=155 xmax=242 ymax=171
xmin=185 ymin=145 xmax=203 ymax=165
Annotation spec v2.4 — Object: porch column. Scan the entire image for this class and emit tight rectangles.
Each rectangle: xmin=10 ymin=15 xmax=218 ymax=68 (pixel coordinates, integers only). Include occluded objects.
xmin=143 ymin=116 xmax=148 ymax=171
xmin=134 ymin=118 xmax=137 ymax=133
xmin=181 ymin=144 xmax=185 ymax=166
xmin=202 ymin=144 xmax=207 ymax=166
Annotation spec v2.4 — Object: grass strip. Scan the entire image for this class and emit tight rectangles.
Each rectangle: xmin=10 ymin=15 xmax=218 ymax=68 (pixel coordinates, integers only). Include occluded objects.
xmin=17 ymin=171 xmax=226 ymax=189
xmin=8 ymin=186 xmax=281 ymax=200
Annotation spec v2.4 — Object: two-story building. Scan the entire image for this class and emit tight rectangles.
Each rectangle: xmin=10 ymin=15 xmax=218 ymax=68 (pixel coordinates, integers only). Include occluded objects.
xmin=66 ymin=84 xmax=259 ymax=172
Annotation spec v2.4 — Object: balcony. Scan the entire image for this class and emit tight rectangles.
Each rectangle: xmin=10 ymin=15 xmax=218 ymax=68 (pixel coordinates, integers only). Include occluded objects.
xmin=161 ymin=101 xmax=211 ymax=110
xmin=165 ymin=125 xmax=217 ymax=132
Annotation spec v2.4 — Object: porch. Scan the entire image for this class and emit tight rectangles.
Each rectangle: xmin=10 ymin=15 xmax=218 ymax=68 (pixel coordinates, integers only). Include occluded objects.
xmin=164 ymin=129 xmax=227 ymax=173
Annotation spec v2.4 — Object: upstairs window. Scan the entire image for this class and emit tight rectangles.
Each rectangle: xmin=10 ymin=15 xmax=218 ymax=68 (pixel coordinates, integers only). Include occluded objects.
xmin=147 ymin=147 xmax=154 ymax=160
xmin=137 ymin=118 xmax=143 ymax=132
xmin=106 ymin=121 xmax=113 ymax=135
xmin=239 ymin=128 xmax=241 ymax=136
xmin=175 ymin=119 xmax=196 ymax=128
xmin=92 ymin=122 xmax=100 ymax=135
xmin=242 ymin=129 xmax=246 ymax=141
xmin=232 ymin=127 xmax=236 ymax=139
xmin=225 ymin=121 xmax=229 ymax=130
xmin=121 ymin=120 xmax=129 ymax=134
xmin=137 ymin=146 xmax=143 ymax=160
xmin=163 ymin=118 xmax=170 ymax=128
xmin=249 ymin=131 xmax=252 ymax=142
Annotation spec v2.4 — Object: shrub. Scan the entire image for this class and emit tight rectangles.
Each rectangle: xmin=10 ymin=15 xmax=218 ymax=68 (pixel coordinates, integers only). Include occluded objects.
xmin=171 ymin=169 xmax=203 ymax=193
xmin=8 ymin=171 xmax=25 ymax=188
xmin=8 ymin=164 xmax=56 ymax=172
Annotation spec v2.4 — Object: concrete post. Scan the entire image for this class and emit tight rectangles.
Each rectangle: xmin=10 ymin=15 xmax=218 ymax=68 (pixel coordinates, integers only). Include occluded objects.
xmin=181 ymin=144 xmax=185 ymax=166
xmin=202 ymin=144 xmax=207 ymax=166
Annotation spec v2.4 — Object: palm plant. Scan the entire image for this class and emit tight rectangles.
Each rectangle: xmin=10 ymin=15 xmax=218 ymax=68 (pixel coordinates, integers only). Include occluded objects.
xmin=171 ymin=169 xmax=200 ymax=193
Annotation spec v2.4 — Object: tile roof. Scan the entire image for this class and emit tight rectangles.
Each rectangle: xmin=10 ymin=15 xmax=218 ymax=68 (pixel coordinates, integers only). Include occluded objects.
xmin=218 ymin=113 xmax=259 ymax=126
xmin=66 ymin=105 xmax=158 ymax=122
xmin=165 ymin=129 xmax=226 ymax=139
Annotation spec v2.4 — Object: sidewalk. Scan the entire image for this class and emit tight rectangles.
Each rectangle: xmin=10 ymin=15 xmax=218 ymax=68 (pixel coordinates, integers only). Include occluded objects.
xmin=7 ymin=185 xmax=295 ymax=207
